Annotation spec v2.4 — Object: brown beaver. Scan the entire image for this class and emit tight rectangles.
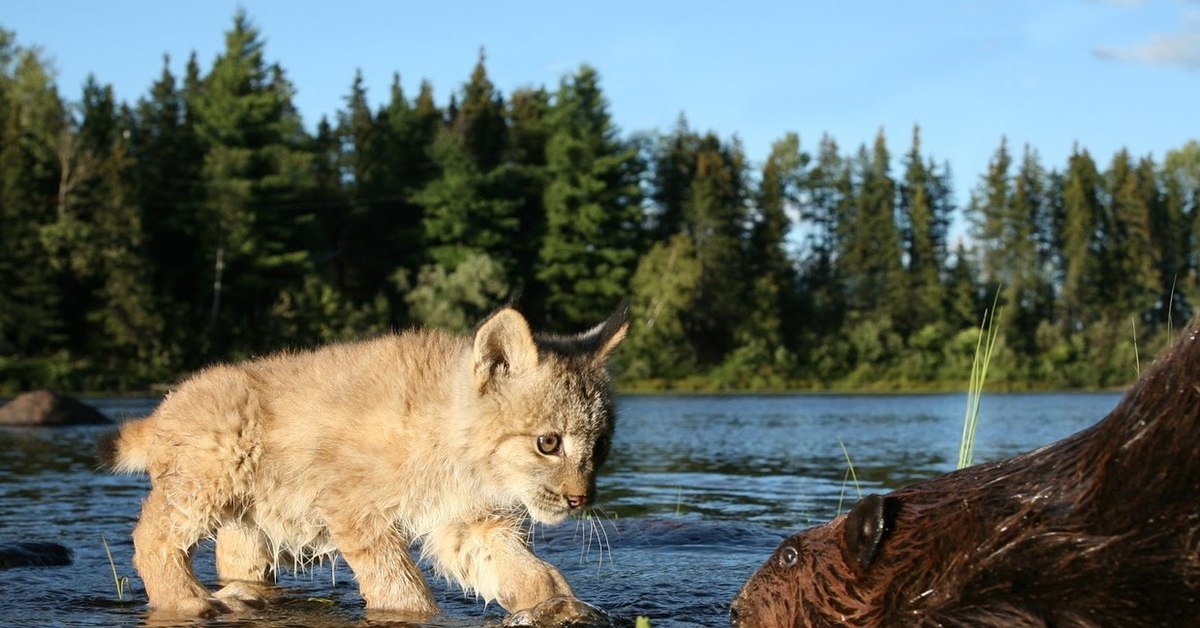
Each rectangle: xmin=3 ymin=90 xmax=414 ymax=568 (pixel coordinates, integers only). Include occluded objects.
xmin=730 ymin=327 xmax=1200 ymax=627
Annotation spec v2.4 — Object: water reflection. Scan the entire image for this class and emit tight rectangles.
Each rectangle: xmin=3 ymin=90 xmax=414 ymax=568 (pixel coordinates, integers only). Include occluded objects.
xmin=0 ymin=391 xmax=1121 ymax=627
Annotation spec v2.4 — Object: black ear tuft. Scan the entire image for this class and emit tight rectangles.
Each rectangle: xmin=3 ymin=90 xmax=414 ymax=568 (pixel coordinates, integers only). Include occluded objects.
xmin=595 ymin=300 xmax=631 ymax=359
xmin=506 ymin=286 xmax=525 ymax=310
xmin=842 ymin=493 xmax=896 ymax=574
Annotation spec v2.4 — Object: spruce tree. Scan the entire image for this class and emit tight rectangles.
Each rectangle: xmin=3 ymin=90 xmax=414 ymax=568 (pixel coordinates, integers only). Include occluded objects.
xmin=506 ymin=86 xmax=551 ymax=319
xmin=745 ymin=133 xmax=804 ymax=356
xmin=0 ymin=39 xmax=65 ymax=371
xmin=63 ymin=78 xmax=164 ymax=386
xmin=1138 ymin=155 xmax=1184 ymax=326
xmin=898 ymin=126 xmax=947 ymax=335
xmin=374 ymin=75 xmax=440 ymax=319
xmin=191 ymin=11 xmax=316 ymax=357
xmin=972 ymin=141 xmax=1053 ymax=358
xmin=537 ymin=65 xmax=644 ymax=327
xmin=797 ymin=134 xmax=851 ymax=342
xmin=649 ymin=115 xmax=700 ymax=240
xmin=453 ymin=49 xmax=507 ymax=172
xmin=1059 ymin=147 xmax=1104 ymax=329
xmin=130 ymin=54 xmax=206 ymax=368
xmin=1102 ymin=149 xmax=1158 ymax=323
xmin=682 ymin=133 xmax=749 ymax=364
xmin=844 ymin=131 xmax=904 ymax=320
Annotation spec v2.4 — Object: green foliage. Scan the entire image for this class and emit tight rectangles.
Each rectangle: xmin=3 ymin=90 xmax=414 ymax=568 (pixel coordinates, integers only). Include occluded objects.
xmin=623 ymin=234 xmax=702 ymax=381
xmin=538 ymin=65 xmax=644 ymax=327
xmin=0 ymin=15 xmax=1192 ymax=393
xmin=397 ymin=252 xmax=510 ymax=333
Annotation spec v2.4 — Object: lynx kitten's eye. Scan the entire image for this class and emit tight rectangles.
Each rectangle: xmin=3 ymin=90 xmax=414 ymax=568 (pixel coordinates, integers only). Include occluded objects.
xmin=537 ymin=433 xmax=561 ymax=455
xmin=593 ymin=435 xmax=611 ymax=459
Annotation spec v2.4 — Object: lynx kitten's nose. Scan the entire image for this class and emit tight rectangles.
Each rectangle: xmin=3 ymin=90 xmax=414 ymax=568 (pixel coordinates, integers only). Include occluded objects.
xmin=566 ymin=495 xmax=589 ymax=508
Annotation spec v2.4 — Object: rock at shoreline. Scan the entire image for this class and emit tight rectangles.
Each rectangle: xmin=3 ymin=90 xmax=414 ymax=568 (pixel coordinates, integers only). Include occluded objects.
xmin=0 ymin=390 xmax=110 ymax=426
xmin=0 ymin=541 xmax=72 ymax=569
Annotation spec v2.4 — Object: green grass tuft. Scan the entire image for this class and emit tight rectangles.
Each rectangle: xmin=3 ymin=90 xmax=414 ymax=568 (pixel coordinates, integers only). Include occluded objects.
xmin=102 ymin=536 xmax=131 ymax=602
xmin=957 ymin=297 xmax=1001 ymax=470
xmin=836 ymin=437 xmax=863 ymax=515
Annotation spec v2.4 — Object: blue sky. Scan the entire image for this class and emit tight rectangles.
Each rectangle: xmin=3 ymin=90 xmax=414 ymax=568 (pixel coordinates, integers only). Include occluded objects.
xmin=4 ymin=1 xmax=1198 ymax=212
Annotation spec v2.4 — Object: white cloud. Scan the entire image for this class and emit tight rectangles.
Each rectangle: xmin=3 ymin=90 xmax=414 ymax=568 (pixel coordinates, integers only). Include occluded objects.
xmin=1094 ymin=30 xmax=1200 ymax=70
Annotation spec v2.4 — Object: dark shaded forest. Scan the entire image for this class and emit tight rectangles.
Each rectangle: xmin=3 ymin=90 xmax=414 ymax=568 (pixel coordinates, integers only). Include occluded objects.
xmin=1 ymin=13 xmax=1197 ymax=394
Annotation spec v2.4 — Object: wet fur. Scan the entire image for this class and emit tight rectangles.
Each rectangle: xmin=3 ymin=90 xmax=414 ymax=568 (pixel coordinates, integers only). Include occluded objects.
xmin=100 ymin=305 xmax=628 ymax=618
xmin=732 ymin=326 xmax=1200 ymax=627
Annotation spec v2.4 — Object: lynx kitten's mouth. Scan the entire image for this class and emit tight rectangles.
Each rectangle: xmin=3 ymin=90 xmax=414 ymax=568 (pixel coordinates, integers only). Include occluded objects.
xmin=526 ymin=489 xmax=575 ymax=524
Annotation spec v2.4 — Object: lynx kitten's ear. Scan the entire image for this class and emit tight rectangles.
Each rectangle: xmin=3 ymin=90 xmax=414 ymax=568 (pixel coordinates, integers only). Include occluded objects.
xmin=473 ymin=307 xmax=539 ymax=390
xmin=592 ymin=301 xmax=631 ymax=361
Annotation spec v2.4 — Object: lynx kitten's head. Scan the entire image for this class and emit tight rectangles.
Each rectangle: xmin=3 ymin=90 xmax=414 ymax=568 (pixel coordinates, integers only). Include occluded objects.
xmin=470 ymin=304 xmax=630 ymax=524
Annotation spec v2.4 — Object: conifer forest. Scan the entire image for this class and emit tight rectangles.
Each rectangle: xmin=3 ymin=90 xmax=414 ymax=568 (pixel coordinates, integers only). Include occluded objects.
xmin=1 ymin=14 xmax=1198 ymax=393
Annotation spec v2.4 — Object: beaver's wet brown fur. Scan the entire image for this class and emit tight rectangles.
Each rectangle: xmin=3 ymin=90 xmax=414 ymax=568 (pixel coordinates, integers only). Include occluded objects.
xmin=731 ymin=328 xmax=1200 ymax=627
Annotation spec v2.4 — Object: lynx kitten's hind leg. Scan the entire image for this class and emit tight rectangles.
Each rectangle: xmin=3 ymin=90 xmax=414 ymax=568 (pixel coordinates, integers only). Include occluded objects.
xmin=132 ymin=488 xmax=218 ymax=615
xmin=214 ymin=521 xmax=273 ymax=610
xmin=216 ymin=520 xmax=273 ymax=582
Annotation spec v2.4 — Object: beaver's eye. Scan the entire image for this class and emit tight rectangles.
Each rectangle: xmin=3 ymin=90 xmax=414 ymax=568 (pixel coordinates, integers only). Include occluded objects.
xmin=537 ymin=433 xmax=561 ymax=455
xmin=779 ymin=546 xmax=799 ymax=568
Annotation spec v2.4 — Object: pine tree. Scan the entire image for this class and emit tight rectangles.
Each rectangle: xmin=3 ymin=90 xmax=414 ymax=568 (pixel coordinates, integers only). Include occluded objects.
xmin=682 ymin=133 xmax=749 ymax=364
xmin=506 ymin=86 xmax=551 ymax=318
xmin=1059 ymin=147 xmax=1104 ymax=330
xmin=898 ymin=125 xmax=947 ymax=335
xmin=1163 ymin=141 xmax=1200 ymax=320
xmin=191 ymin=11 xmax=316 ymax=357
xmin=972 ymin=140 xmax=1053 ymax=358
xmin=537 ymin=65 xmax=644 ymax=327
xmin=746 ymin=133 xmax=804 ymax=353
xmin=336 ymin=70 xmax=390 ymax=302
xmin=416 ymin=128 xmax=520 ymax=274
xmin=373 ymin=75 xmax=440 ymax=319
xmin=60 ymin=78 xmax=164 ymax=386
xmin=0 ymin=39 xmax=66 ymax=372
xmin=309 ymin=115 xmax=348 ymax=290
xmin=649 ymin=115 xmax=700 ymax=240
xmin=797 ymin=134 xmax=851 ymax=342
xmin=452 ymin=49 xmax=507 ymax=172
xmin=1102 ymin=149 xmax=1157 ymax=323
xmin=844 ymin=131 xmax=904 ymax=319
xmin=129 ymin=54 xmax=207 ymax=368
xmin=1138 ymin=155 xmax=1184 ymax=326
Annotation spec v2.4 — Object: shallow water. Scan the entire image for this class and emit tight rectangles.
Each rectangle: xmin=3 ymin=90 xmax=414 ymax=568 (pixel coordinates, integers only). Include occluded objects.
xmin=0 ymin=392 xmax=1122 ymax=627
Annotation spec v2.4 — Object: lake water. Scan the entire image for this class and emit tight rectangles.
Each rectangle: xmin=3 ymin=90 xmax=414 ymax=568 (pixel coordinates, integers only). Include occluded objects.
xmin=0 ymin=392 xmax=1123 ymax=627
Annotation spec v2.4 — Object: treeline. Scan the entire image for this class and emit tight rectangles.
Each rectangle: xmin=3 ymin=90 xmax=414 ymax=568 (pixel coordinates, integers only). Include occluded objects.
xmin=1 ymin=14 xmax=1198 ymax=393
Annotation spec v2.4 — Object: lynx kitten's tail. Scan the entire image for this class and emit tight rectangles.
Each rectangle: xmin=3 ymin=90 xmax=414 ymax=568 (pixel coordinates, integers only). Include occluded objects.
xmin=97 ymin=416 xmax=156 ymax=473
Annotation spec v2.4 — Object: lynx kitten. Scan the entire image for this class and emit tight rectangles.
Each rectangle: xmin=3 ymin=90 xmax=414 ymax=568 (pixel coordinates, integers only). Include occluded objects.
xmin=100 ymin=304 xmax=629 ymax=619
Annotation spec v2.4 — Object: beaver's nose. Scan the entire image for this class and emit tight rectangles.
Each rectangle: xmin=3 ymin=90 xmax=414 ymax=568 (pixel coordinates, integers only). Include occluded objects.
xmin=729 ymin=603 xmax=741 ymax=626
xmin=566 ymin=494 xmax=589 ymax=508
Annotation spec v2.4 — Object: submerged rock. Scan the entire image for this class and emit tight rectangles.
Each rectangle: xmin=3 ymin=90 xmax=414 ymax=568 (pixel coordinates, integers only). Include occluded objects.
xmin=503 ymin=596 xmax=618 ymax=627
xmin=0 ymin=541 xmax=72 ymax=569
xmin=0 ymin=390 xmax=109 ymax=426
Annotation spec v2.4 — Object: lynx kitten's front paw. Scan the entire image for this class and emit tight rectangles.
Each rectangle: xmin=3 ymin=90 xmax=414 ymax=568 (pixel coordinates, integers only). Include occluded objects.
xmin=502 ymin=596 xmax=616 ymax=627
xmin=214 ymin=580 xmax=270 ymax=611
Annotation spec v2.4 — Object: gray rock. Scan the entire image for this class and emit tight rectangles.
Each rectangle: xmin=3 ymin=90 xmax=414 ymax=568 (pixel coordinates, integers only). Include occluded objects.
xmin=0 ymin=390 xmax=110 ymax=426
xmin=0 ymin=541 xmax=72 ymax=569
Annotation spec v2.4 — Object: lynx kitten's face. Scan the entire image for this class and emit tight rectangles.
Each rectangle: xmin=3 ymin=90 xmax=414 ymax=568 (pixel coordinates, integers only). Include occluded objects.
xmin=485 ymin=357 xmax=617 ymax=525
